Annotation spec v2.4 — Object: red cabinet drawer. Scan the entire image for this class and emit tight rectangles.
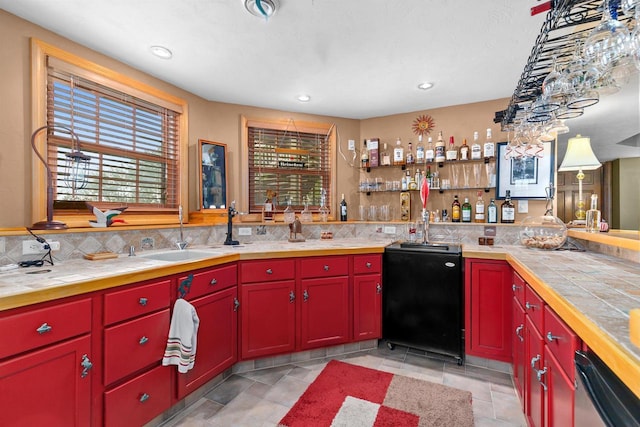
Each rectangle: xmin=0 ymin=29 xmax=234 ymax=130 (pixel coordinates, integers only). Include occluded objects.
xmin=104 ymin=365 xmax=172 ymax=427
xmin=524 ymin=284 xmax=545 ymax=333
xmin=0 ymin=298 xmax=91 ymax=359
xmin=180 ymin=263 xmax=237 ymax=300
xmin=240 ymin=259 xmax=295 ymax=283
xmin=353 ymin=254 xmax=382 ymax=275
xmin=512 ymin=271 xmax=526 ymax=308
xmin=104 ymin=309 xmax=170 ymax=385
xmin=300 ymin=256 xmax=348 ymax=279
xmin=104 ymin=280 xmax=171 ymax=325
xmin=544 ymin=305 xmax=580 ymax=380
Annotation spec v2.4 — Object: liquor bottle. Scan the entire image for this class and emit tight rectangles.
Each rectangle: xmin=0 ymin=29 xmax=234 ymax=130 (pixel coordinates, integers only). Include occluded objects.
xmin=474 ymin=190 xmax=485 ymax=223
xmin=408 ymin=170 xmax=417 ymax=190
xmin=451 ymin=195 xmax=461 ymax=222
xmin=426 ymin=166 xmax=432 ymax=188
xmin=283 ymin=197 xmax=295 ymax=224
xmin=586 ymin=193 xmax=601 ymax=233
xmin=462 ymin=197 xmax=472 ymax=222
xmin=471 ymin=131 xmax=482 ymax=160
xmin=264 ymin=193 xmax=274 ymax=221
xmin=380 ymin=142 xmax=391 ymax=166
xmin=435 ymin=131 xmax=446 ymax=165
xmin=446 ymin=136 xmax=458 ymax=161
xmin=487 ymin=198 xmax=498 ymax=223
xmin=501 ymin=190 xmax=515 ymax=223
xmin=425 ymin=137 xmax=435 ymax=163
xmin=459 ymin=138 xmax=470 ymax=161
xmin=483 ymin=128 xmax=495 ymax=160
xmin=401 ymin=170 xmax=408 ymax=191
xmin=301 ymin=196 xmax=313 ymax=223
xmin=393 ymin=137 xmax=404 ymax=166
xmin=360 ymin=140 xmax=369 ymax=169
xmin=319 ymin=191 xmax=329 ymax=222
xmin=414 ymin=168 xmax=422 ymax=189
xmin=416 ymin=135 xmax=425 ymax=164
xmin=406 ymin=141 xmax=415 ymax=165
xmin=340 ymin=193 xmax=348 ymax=221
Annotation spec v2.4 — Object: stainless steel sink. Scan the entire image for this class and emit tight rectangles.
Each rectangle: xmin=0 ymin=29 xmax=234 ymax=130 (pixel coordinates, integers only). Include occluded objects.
xmin=137 ymin=249 xmax=221 ymax=262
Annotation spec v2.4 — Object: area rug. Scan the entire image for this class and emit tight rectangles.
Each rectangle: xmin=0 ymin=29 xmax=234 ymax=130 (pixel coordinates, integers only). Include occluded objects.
xmin=279 ymin=359 xmax=474 ymax=427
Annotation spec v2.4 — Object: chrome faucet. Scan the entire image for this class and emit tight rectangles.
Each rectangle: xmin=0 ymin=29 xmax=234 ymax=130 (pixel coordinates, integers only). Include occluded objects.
xmin=176 ymin=205 xmax=188 ymax=250
xmin=421 ymin=208 xmax=430 ymax=244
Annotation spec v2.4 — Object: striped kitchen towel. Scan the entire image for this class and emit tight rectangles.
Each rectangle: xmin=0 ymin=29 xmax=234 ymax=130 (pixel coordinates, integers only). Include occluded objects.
xmin=162 ymin=298 xmax=200 ymax=373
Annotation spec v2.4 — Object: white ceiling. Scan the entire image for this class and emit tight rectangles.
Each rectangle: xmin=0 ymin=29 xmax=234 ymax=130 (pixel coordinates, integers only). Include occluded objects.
xmin=1 ymin=0 xmax=639 ymax=161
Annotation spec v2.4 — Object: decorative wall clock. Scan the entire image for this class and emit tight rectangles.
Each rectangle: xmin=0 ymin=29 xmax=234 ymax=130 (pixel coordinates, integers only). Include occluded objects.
xmin=412 ymin=114 xmax=435 ymax=137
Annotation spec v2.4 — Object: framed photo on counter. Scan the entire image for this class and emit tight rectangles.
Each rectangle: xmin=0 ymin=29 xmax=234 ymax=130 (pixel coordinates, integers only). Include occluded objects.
xmin=495 ymin=141 xmax=554 ymax=199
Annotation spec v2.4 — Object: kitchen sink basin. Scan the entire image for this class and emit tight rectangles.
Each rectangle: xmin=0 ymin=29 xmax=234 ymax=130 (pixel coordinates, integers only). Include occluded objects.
xmin=137 ymin=249 xmax=221 ymax=262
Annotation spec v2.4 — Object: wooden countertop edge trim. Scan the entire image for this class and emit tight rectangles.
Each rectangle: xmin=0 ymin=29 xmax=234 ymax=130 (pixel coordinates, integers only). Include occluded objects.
xmin=506 ymin=254 xmax=640 ymax=400
xmin=568 ymin=229 xmax=640 ymax=252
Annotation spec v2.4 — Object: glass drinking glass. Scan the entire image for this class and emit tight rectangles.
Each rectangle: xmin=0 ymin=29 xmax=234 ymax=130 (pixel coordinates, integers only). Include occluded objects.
xmin=451 ymin=165 xmax=460 ymax=189
xmin=462 ymin=164 xmax=470 ymax=188
xmin=368 ymin=205 xmax=378 ymax=222
xmin=358 ymin=205 xmax=367 ymax=221
xmin=583 ymin=0 xmax=631 ymax=72
xmin=473 ymin=163 xmax=482 ymax=187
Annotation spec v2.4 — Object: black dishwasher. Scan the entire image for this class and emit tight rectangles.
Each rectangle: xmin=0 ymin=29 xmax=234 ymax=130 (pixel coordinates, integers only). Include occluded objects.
xmin=383 ymin=242 xmax=464 ymax=365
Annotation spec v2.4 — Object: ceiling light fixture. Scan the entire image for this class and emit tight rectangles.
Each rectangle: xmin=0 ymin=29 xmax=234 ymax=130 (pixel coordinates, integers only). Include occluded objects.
xmin=150 ymin=45 xmax=173 ymax=59
xmin=297 ymin=94 xmax=311 ymax=102
xmin=244 ymin=0 xmax=278 ymax=19
xmin=417 ymin=82 xmax=434 ymax=90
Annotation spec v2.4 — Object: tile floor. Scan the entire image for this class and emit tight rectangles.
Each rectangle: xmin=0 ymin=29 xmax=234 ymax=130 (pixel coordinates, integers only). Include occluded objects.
xmin=159 ymin=343 xmax=527 ymax=426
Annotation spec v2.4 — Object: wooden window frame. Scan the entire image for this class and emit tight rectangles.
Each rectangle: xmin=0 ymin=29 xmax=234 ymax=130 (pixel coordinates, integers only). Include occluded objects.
xmin=240 ymin=116 xmax=336 ymax=220
xmin=31 ymin=39 xmax=189 ymax=227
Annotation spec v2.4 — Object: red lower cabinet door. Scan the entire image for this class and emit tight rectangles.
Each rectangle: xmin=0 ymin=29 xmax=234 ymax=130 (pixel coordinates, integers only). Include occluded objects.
xmin=0 ymin=335 xmax=92 ymax=427
xmin=299 ymin=276 xmax=350 ymax=350
xmin=241 ymin=280 xmax=296 ymax=359
xmin=353 ymin=274 xmax=382 ymax=341
xmin=545 ymin=347 xmax=574 ymax=427
xmin=177 ymin=287 xmax=238 ymax=398
xmin=526 ymin=316 xmax=545 ymax=427
xmin=512 ymin=297 xmax=526 ymax=407
xmin=104 ymin=365 xmax=172 ymax=427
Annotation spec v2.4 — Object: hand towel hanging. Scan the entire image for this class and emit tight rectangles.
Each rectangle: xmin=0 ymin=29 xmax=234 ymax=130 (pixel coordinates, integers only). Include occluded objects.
xmin=162 ymin=298 xmax=200 ymax=373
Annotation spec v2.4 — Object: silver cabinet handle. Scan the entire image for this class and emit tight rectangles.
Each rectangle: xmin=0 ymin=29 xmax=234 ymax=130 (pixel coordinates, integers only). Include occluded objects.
xmin=210 ymin=278 xmax=217 ymax=286
xmin=36 ymin=323 xmax=52 ymax=334
xmin=289 ymin=291 xmax=295 ymax=303
xmin=546 ymin=331 xmax=561 ymax=342
xmin=366 ymin=262 xmax=372 ymax=268
xmin=525 ymin=301 xmax=539 ymax=311
xmin=536 ymin=367 xmax=548 ymax=391
xmin=515 ymin=324 xmax=524 ymax=342
xmin=303 ymin=289 xmax=309 ymax=302
xmin=139 ymin=297 xmax=148 ymax=306
xmin=266 ymin=268 xmax=273 ymax=274
xmin=376 ymin=284 xmax=382 ymax=294
xmin=323 ymin=265 xmax=329 ymax=271
xmin=139 ymin=336 xmax=149 ymax=345
xmin=80 ymin=354 xmax=93 ymax=378
xmin=512 ymin=284 xmax=521 ymax=292
xmin=139 ymin=393 xmax=150 ymax=403
xmin=531 ymin=354 xmax=541 ymax=369
xmin=233 ymin=297 xmax=240 ymax=312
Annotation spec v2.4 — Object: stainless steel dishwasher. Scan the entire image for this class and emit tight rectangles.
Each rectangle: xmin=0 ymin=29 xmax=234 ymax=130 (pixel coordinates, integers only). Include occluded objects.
xmin=382 ymin=242 xmax=464 ymax=365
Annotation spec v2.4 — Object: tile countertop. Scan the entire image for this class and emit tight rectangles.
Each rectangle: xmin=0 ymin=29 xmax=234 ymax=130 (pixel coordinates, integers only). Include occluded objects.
xmin=1 ymin=238 xmax=639 ymax=398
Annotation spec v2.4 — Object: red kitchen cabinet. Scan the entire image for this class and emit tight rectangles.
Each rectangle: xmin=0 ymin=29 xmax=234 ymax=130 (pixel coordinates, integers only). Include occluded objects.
xmin=299 ymin=275 xmax=350 ymax=349
xmin=526 ymin=314 xmax=545 ymax=427
xmin=0 ymin=334 xmax=92 ymax=427
xmin=353 ymin=254 xmax=382 ymax=342
xmin=544 ymin=346 xmax=574 ymax=427
xmin=240 ymin=279 xmax=296 ymax=359
xmin=178 ymin=286 xmax=238 ymax=398
xmin=512 ymin=296 xmax=526 ymax=407
xmin=465 ymin=258 xmax=512 ymax=362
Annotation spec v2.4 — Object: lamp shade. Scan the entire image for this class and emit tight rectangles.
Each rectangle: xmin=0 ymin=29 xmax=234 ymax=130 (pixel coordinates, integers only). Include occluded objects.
xmin=558 ymin=134 xmax=602 ymax=171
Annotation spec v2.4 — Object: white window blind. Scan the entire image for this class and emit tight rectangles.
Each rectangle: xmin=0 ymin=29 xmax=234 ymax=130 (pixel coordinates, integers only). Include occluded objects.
xmin=47 ymin=60 xmax=181 ymax=210
xmin=248 ymin=124 xmax=332 ymax=214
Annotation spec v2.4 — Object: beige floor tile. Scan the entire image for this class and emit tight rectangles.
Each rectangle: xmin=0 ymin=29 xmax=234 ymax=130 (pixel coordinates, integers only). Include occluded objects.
xmin=260 ymin=375 xmax=309 ymax=407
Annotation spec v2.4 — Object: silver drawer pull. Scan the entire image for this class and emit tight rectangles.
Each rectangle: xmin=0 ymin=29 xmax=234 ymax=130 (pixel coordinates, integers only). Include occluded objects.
xmin=233 ymin=297 xmax=240 ymax=312
xmin=80 ymin=354 xmax=93 ymax=378
xmin=139 ymin=297 xmax=148 ymax=306
xmin=536 ymin=367 xmax=548 ymax=391
xmin=36 ymin=323 xmax=52 ymax=334
xmin=546 ymin=332 xmax=561 ymax=342
xmin=139 ymin=393 xmax=150 ymax=403
xmin=512 ymin=284 xmax=521 ymax=292
xmin=515 ymin=325 xmax=524 ymax=342
xmin=139 ymin=336 xmax=149 ymax=345
xmin=323 ymin=265 xmax=329 ymax=271
xmin=266 ymin=268 xmax=273 ymax=274
xmin=525 ymin=301 xmax=539 ymax=311
xmin=366 ymin=262 xmax=372 ymax=268
xmin=376 ymin=284 xmax=382 ymax=294
xmin=289 ymin=291 xmax=295 ymax=303
xmin=303 ymin=289 xmax=309 ymax=301
xmin=210 ymin=278 xmax=217 ymax=285
xmin=531 ymin=354 xmax=541 ymax=369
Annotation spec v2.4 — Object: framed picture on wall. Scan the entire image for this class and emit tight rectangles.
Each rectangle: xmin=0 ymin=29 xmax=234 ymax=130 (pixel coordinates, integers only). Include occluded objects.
xmin=495 ymin=141 xmax=554 ymax=199
xmin=198 ymin=139 xmax=228 ymax=210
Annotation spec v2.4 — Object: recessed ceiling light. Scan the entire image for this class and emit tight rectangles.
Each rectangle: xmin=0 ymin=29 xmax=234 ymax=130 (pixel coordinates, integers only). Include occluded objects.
xmin=297 ymin=94 xmax=311 ymax=102
xmin=244 ymin=0 xmax=278 ymax=18
xmin=418 ymin=82 xmax=434 ymax=90
xmin=150 ymin=45 xmax=173 ymax=59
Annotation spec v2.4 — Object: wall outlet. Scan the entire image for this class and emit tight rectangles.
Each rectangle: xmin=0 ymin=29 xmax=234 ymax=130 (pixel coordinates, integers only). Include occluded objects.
xmin=348 ymin=139 xmax=356 ymax=151
xmin=238 ymin=227 xmax=252 ymax=236
xmin=383 ymin=226 xmax=396 ymax=234
xmin=518 ymin=200 xmax=528 ymax=213
xmin=23 ymin=240 xmax=60 ymax=255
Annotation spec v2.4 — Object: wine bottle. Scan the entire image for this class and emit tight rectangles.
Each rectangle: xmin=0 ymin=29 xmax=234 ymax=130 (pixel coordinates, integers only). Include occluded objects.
xmin=501 ymin=190 xmax=515 ymax=223
xmin=487 ymin=198 xmax=498 ymax=223
xmin=435 ymin=131 xmax=446 ymax=165
xmin=360 ymin=140 xmax=369 ymax=169
xmin=452 ymin=195 xmax=461 ymax=223
xmin=462 ymin=197 xmax=472 ymax=222
xmin=474 ymin=190 xmax=485 ymax=223
xmin=393 ymin=137 xmax=404 ymax=166
xmin=340 ymin=193 xmax=348 ymax=221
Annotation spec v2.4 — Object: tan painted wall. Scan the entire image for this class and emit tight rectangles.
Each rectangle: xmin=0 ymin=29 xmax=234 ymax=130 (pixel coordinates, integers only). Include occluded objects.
xmin=612 ymin=157 xmax=640 ymax=231
xmin=0 ymin=9 xmax=546 ymax=229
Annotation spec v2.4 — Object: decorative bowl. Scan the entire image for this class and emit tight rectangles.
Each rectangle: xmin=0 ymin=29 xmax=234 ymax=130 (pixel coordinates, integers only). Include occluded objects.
xmin=519 ymin=215 xmax=567 ymax=250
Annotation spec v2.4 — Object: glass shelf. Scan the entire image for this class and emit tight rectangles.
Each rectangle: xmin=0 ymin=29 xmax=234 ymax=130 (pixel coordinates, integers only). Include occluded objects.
xmin=360 ymin=186 xmax=495 ymax=195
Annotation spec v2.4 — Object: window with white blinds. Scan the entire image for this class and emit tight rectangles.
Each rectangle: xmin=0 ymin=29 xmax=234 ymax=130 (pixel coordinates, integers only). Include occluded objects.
xmin=248 ymin=123 xmax=333 ymax=214
xmin=47 ymin=60 xmax=181 ymax=210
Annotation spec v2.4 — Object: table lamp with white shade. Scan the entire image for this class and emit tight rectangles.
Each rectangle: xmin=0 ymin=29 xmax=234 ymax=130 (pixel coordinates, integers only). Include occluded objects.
xmin=558 ymin=134 xmax=602 ymax=222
